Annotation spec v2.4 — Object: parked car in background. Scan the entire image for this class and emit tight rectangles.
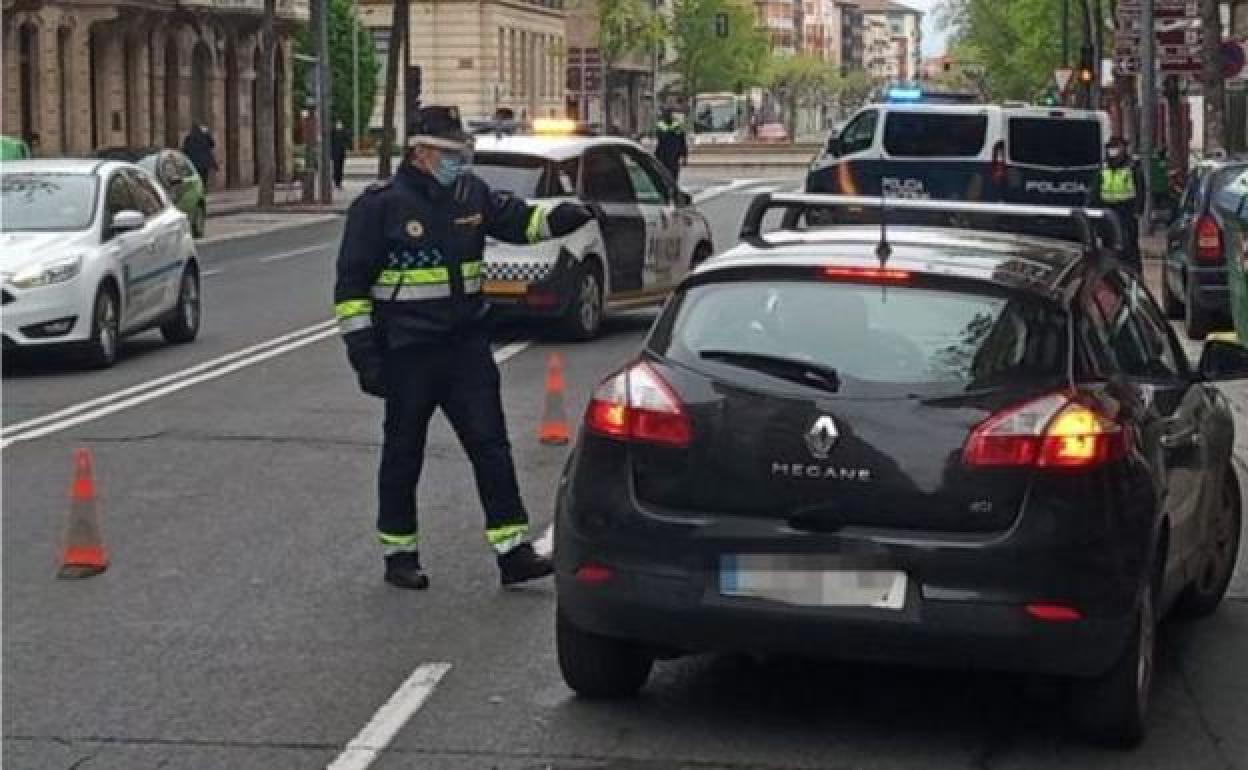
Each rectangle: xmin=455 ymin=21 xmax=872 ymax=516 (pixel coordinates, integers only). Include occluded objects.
xmin=1161 ymin=156 xmax=1248 ymax=340
xmin=1211 ymin=165 xmax=1248 ymax=343
xmin=0 ymin=135 xmax=31 ymax=160
xmin=96 ymin=147 xmax=207 ymax=238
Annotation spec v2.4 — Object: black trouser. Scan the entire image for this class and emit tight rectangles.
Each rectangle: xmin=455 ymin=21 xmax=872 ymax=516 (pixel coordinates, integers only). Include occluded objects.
xmin=659 ymin=156 xmax=681 ymax=183
xmin=1111 ymin=203 xmax=1141 ymax=272
xmin=377 ymin=333 xmax=528 ymax=550
xmin=333 ymin=152 xmax=346 ymax=188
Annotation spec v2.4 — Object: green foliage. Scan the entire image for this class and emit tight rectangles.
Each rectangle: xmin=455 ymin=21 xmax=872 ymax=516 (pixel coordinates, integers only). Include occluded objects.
xmin=838 ymin=70 xmax=877 ymax=111
xmin=669 ymin=0 xmax=769 ymax=99
xmin=294 ymin=0 xmax=380 ymax=135
xmin=597 ymin=0 xmax=663 ymax=68
xmin=938 ymin=0 xmax=1062 ymax=100
xmin=765 ymin=55 xmax=841 ymax=104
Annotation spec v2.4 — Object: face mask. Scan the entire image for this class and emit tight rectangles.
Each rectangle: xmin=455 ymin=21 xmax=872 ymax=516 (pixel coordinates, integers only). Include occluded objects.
xmin=1107 ymin=149 xmax=1124 ymax=160
xmin=433 ymin=155 xmax=464 ymax=187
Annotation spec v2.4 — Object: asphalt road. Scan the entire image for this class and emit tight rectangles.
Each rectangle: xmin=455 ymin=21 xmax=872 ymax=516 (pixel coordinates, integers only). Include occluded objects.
xmin=4 ymin=177 xmax=1248 ymax=770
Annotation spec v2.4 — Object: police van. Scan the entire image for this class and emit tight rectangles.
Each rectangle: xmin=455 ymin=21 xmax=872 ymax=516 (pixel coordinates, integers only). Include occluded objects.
xmin=469 ymin=122 xmax=714 ymax=340
xmin=806 ymin=102 xmax=1109 ymax=207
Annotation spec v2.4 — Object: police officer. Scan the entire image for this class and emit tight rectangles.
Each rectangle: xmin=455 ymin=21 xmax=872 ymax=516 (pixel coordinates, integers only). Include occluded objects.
xmin=1091 ymin=136 xmax=1145 ymax=271
xmin=334 ymin=106 xmax=594 ymax=590
xmin=654 ymin=107 xmax=688 ymax=182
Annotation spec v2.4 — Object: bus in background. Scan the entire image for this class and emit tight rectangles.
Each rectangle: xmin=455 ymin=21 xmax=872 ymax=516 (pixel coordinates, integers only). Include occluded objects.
xmin=691 ymin=92 xmax=745 ymax=145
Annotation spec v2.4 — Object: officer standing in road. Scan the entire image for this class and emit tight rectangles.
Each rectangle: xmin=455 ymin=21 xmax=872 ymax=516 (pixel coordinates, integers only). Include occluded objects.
xmin=654 ymin=107 xmax=688 ymax=183
xmin=334 ymin=106 xmax=594 ymax=590
xmin=1091 ymin=136 xmax=1145 ymax=271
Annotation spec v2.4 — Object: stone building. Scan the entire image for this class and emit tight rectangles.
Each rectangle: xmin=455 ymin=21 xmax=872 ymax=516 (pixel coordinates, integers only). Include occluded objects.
xmin=2 ymin=0 xmax=306 ymax=188
xmin=359 ymin=0 xmax=567 ymax=138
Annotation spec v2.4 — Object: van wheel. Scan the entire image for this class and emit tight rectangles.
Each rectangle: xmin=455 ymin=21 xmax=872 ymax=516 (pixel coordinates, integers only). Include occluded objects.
xmin=1068 ymin=585 xmax=1155 ymax=747
xmin=1161 ymin=276 xmax=1183 ymax=320
xmin=161 ymin=266 xmax=201 ymax=344
xmin=81 ymin=284 xmax=120 ymax=369
xmin=560 ymin=261 xmax=603 ymax=341
xmin=557 ymin=610 xmax=652 ymax=699
xmin=1175 ymin=474 xmax=1242 ymax=619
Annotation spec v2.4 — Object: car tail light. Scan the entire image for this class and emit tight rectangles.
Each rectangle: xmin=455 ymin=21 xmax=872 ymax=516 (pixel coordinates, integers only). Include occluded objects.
xmin=822 ymin=266 xmax=911 ymax=283
xmin=991 ymin=141 xmax=1007 ymax=186
xmin=585 ymin=362 xmax=691 ymax=448
xmin=1196 ymin=215 xmax=1222 ymax=263
xmin=575 ymin=563 xmax=613 ymax=585
xmin=962 ymin=393 xmax=1127 ymax=469
xmin=1025 ymin=603 xmax=1082 ymax=622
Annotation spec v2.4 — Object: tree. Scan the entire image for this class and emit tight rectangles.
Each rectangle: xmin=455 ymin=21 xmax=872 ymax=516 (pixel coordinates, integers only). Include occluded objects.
xmin=765 ymin=55 xmax=839 ymax=138
xmin=837 ymin=70 xmax=877 ymax=113
xmin=597 ymin=0 xmax=662 ymax=132
xmin=256 ymin=0 xmax=276 ymax=207
xmin=379 ymin=0 xmax=408 ymax=177
xmin=937 ymin=0 xmax=1064 ymax=100
xmin=669 ymin=0 xmax=768 ymax=104
xmin=294 ymin=0 xmax=381 ymax=139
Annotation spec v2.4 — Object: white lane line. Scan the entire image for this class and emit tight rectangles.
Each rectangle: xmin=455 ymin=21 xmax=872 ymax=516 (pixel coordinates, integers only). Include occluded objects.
xmin=492 ymin=339 xmax=532 ymax=364
xmin=327 ymin=662 xmax=451 ymax=770
xmin=534 ymin=523 xmax=554 ymax=557
xmin=1 ymin=323 xmax=340 ymax=449
xmin=259 ymin=243 xmax=335 ymax=263
xmin=2 ymin=320 xmax=337 ymax=440
xmin=692 ymin=178 xmax=763 ymax=204
xmin=202 ymin=269 xmax=225 ymax=277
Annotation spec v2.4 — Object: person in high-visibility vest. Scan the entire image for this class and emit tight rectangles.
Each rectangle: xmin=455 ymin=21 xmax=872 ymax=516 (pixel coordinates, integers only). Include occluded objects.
xmin=1090 ymin=136 xmax=1145 ymax=271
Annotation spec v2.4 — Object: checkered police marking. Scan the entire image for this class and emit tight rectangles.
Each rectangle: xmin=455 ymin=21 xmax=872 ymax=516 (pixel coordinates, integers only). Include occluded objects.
xmin=484 ymin=260 xmax=556 ymax=283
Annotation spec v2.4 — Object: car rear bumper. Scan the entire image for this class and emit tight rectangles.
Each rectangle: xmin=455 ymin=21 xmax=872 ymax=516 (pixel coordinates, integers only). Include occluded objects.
xmin=483 ymin=249 xmax=580 ymax=319
xmin=1 ymin=279 xmax=93 ymax=348
xmin=1188 ymin=266 xmax=1230 ymax=312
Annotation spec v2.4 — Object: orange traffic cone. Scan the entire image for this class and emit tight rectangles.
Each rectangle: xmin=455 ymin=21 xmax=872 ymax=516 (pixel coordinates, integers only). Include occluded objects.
xmin=538 ymin=353 xmax=571 ymax=446
xmin=58 ymin=448 xmax=108 ymax=579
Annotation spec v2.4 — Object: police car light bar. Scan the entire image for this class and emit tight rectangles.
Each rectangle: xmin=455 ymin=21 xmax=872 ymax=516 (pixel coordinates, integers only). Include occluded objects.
xmin=738 ymin=193 xmax=1124 ymax=255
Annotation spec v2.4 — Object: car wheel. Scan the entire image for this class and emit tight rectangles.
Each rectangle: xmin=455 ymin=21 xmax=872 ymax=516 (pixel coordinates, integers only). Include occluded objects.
xmin=1175 ymin=473 xmax=1242 ymax=619
xmin=691 ymin=242 xmax=713 ymax=270
xmin=192 ymin=203 xmax=206 ymax=239
xmin=1185 ymin=282 xmax=1214 ymax=341
xmin=82 ymin=284 xmax=120 ymax=369
xmin=556 ymin=610 xmax=653 ymax=699
xmin=560 ymin=261 xmax=603 ymax=341
xmin=1069 ymin=583 xmax=1155 ymax=747
xmin=161 ymin=266 xmax=201 ymax=344
xmin=1161 ymin=273 xmax=1183 ymax=320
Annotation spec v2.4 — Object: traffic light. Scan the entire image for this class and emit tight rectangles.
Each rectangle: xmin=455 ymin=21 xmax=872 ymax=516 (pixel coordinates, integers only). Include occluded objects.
xmin=1041 ymin=90 xmax=1058 ymax=106
xmin=1077 ymin=45 xmax=1095 ymax=86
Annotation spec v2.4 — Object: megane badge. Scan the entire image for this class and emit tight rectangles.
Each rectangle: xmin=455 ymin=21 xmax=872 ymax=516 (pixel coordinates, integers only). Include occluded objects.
xmin=806 ymin=416 xmax=839 ymax=460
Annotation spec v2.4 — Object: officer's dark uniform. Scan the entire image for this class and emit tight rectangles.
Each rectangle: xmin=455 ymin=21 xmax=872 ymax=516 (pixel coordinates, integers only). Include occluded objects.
xmin=334 ymin=107 xmax=591 ymax=589
xmin=1090 ymin=136 xmax=1145 ymax=272
xmin=654 ymin=111 xmax=688 ymax=182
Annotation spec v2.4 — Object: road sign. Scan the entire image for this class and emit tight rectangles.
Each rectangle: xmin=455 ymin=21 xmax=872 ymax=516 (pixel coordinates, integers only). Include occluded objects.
xmin=1114 ymin=57 xmax=1140 ymax=76
xmin=1223 ymin=41 xmax=1247 ymax=78
xmin=1055 ymin=67 xmax=1074 ymax=91
xmin=1159 ymin=55 xmax=1203 ymax=73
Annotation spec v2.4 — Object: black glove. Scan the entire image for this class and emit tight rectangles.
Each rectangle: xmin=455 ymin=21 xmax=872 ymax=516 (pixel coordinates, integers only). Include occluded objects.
xmin=547 ymin=202 xmax=594 ymax=238
xmin=345 ymin=336 xmax=386 ymax=399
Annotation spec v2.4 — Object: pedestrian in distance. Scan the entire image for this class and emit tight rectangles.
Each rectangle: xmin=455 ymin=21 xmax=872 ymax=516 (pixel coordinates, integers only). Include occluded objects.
xmin=182 ymin=124 xmax=219 ymax=187
xmin=654 ymin=107 xmax=688 ymax=183
xmin=331 ymin=120 xmax=352 ymax=190
xmin=1090 ymin=136 xmax=1145 ymax=272
xmin=333 ymin=105 xmax=595 ymax=591
xmin=25 ymin=132 xmax=40 ymax=157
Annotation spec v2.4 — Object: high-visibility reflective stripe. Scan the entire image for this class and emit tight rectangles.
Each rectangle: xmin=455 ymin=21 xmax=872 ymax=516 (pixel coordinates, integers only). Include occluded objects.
xmin=371 ymin=283 xmax=453 ymax=300
xmin=379 ymin=531 xmax=419 ymax=546
xmin=525 ymin=205 xmax=550 ymax=244
xmin=338 ymin=315 xmax=373 ymax=334
xmin=461 ymin=261 xmax=483 ymax=279
xmin=1101 ymin=168 xmax=1136 ymax=203
xmin=486 ymin=523 xmax=529 ymax=554
xmin=335 ymin=298 xmax=374 ymax=319
xmin=377 ymin=267 xmax=451 ymax=285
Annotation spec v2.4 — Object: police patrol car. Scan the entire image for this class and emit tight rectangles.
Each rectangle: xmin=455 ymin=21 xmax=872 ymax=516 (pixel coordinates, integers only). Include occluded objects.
xmin=469 ymin=121 xmax=714 ymax=339
xmin=807 ymin=95 xmax=1109 ymax=208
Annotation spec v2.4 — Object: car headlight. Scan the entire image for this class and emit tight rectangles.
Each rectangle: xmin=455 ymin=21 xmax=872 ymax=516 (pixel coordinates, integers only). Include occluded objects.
xmin=9 ymin=254 xmax=84 ymax=288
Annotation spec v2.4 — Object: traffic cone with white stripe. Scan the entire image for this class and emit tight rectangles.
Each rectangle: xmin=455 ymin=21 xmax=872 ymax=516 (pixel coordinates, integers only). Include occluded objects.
xmin=58 ymin=448 xmax=108 ymax=579
xmin=538 ymin=353 xmax=570 ymax=446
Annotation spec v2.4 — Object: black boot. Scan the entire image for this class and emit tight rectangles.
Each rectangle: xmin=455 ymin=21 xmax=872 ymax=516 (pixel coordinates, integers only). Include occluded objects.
xmin=498 ymin=543 xmax=554 ymax=586
xmin=384 ymin=552 xmax=430 ymax=590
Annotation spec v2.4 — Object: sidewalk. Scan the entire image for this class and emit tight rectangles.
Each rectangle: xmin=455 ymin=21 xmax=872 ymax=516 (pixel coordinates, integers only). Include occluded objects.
xmin=205 ymin=179 xmax=370 ymax=218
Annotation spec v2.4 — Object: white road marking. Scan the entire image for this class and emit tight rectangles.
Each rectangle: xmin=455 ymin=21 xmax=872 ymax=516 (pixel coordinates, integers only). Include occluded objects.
xmin=492 ymin=339 xmax=532 ymax=363
xmin=202 ymin=269 xmax=225 ymax=277
xmin=326 ymin=662 xmax=451 ymax=770
xmin=259 ymin=243 xmax=335 ymax=263
xmin=693 ymin=179 xmax=766 ymax=204
xmin=534 ymin=523 xmax=554 ymax=557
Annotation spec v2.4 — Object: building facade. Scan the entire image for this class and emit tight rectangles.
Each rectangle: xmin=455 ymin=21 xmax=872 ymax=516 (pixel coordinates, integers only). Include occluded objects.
xmin=856 ymin=0 xmax=920 ymax=82
xmin=756 ymin=0 xmax=796 ymax=57
xmin=359 ymin=0 xmax=566 ymax=137
xmin=835 ymin=0 xmax=863 ymax=74
xmin=2 ymin=0 xmax=305 ymax=188
xmin=566 ymin=0 xmax=653 ymax=134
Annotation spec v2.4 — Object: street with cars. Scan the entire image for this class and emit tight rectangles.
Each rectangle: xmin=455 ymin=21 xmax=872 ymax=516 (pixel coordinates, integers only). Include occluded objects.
xmin=3 ymin=87 xmax=1248 ymax=770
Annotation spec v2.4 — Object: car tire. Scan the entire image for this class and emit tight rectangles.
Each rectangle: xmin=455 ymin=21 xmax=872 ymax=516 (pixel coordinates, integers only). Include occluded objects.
xmin=691 ymin=242 xmax=713 ymax=270
xmin=81 ymin=284 xmax=121 ymax=369
xmin=1068 ymin=583 xmax=1155 ymax=748
xmin=161 ymin=265 xmax=201 ymax=344
xmin=1174 ymin=473 xmax=1242 ymax=619
xmin=191 ymin=203 xmax=206 ymax=239
xmin=560 ymin=260 xmax=603 ymax=341
xmin=1161 ymin=273 xmax=1183 ymax=320
xmin=556 ymin=610 xmax=653 ymax=699
xmin=1185 ymin=282 xmax=1214 ymax=341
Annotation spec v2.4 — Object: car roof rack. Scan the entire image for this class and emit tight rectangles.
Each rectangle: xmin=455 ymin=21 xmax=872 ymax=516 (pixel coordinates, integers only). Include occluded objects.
xmin=738 ymin=193 xmax=1124 ymax=258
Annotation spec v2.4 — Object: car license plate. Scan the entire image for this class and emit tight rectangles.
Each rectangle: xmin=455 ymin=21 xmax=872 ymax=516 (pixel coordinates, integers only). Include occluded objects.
xmin=484 ymin=280 xmax=528 ymax=297
xmin=719 ymin=554 xmax=906 ymax=609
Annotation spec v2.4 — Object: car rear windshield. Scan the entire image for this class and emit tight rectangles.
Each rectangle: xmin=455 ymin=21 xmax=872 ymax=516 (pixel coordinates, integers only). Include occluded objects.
xmin=470 ymin=153 xmax=550 ymax=197
xmin=651 ymin=277 xmax=1067 ymax=397
xmin=1008 ymin=117 xmax=1101 ymax=167
xmin=882 ymin=112 xmax=988 ymax=157
xmin=0 ymin=172 xmax=98 ymax=232
xmin=1210 ymin=164 xmax=1248 ymax=216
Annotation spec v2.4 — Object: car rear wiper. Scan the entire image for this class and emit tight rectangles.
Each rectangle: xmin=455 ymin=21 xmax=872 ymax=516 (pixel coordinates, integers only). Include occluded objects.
xmin=698 ymin=350 xmax=841 ymax=393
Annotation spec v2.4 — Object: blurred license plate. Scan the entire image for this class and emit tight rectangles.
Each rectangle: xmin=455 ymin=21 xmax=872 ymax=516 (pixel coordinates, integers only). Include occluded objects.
xmin=720 ymin=554 xmax=906 ymax=609
xmin=484 ymin=280 xmax=527 ymax=296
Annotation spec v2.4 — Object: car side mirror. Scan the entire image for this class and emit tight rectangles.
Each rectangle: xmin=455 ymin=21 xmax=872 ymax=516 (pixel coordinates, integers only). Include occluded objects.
xmin=110 ymin=210 xmax=146 ymax=234
xmin=1197 ymin=338 xmax=1248 ymax=381
xmin=826 ymin=137 xmax=842 ymax=157
xmin=676 ymin=189 xmax=692 ymax=206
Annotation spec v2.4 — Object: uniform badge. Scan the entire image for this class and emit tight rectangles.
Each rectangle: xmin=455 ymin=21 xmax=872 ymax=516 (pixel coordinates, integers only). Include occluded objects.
xmin=405 ymin=220 xmax=425 ymax=238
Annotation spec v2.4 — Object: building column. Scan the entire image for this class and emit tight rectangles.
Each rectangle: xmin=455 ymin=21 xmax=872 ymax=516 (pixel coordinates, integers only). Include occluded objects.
xmin=95 ymin=22 xmax=127 ymax=148
xmin=38 ymin=10 xmax=63 ymax=153
xmin=2 ymin=21 xmax=20 ymax=136
xmin=65 ymin=20 xmax=93 ymax=154
xmin=176 ymin=28 xmax=195 ymax=142
xmin=150 ymin=27 xmax=166 ymax=147
xmin=130 ymin=26 xmax=152 ymax=149
xmin=209 ymin=30 xmax=229 ymax=189
xmin=277 ymin=37 xmax=293 ymax=182
xmin=235 ymin=39 xmax=256 ymax=187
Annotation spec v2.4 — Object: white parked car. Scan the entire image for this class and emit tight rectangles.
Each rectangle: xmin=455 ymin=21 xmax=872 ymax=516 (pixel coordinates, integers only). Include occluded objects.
xmin=1 ymin=159 xmax=201 ymax=367
xmin=471 ymin=128 xmax=714 ymax=339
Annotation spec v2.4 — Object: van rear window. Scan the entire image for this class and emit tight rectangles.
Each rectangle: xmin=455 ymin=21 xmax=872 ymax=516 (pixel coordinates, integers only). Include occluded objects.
xmin=1008 ymin=118 xmax=1101 ymax=167
xmin=882 ymin=113 xmax=987 ymax=158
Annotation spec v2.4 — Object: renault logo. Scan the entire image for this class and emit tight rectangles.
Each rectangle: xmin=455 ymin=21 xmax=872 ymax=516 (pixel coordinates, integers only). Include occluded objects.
xmin=805 ymin=416 xmax=838 ymax=460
